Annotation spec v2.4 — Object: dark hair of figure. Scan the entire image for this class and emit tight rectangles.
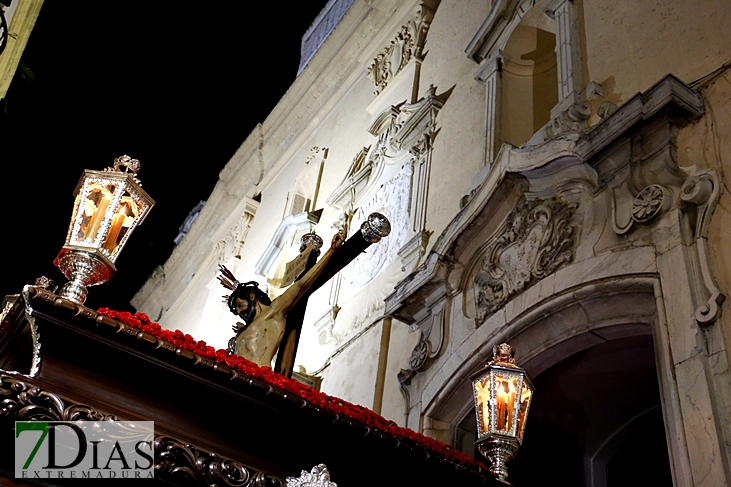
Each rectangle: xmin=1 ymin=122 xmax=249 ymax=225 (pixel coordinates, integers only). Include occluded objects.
xmin=226 ymin=281 xmax=272 ymax=318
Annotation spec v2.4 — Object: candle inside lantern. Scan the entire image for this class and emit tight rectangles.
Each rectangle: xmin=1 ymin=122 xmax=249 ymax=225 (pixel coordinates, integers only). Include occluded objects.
xmin=474 ymin=375 xmax=492 ymax=436
xmin=102 ymin=194 xmax=140 ymax=255
xmin=104 ymin=212 xmax=126 ymax=251
xmin=80 ymin=183 xmax=115 ymax=242
xmin=495 ymin=375 xmax=517 ymax=432
xmin=517 ymin=384 xmax=533 ymax=441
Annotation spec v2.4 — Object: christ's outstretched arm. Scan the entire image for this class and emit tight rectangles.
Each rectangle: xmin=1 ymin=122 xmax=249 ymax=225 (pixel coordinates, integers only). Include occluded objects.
xmin=269 ymin=230 xmax=344 ymax=316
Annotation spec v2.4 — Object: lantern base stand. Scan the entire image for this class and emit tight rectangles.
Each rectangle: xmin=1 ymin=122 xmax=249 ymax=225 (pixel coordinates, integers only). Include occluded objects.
xmin=54 ymin=249 xmax=115 ymax=305
xmin=477 ymin=436 xmax=520 ymax=484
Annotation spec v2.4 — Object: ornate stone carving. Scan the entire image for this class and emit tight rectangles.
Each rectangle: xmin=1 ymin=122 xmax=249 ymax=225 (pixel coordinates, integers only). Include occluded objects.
xmin=397 ymin=285 xmax=449 ymax=424
xmin=408 ymin=339 xmax=430 ymax=370
xmin=631 ymin=184 xmax=666 ymax=223
xmin=216 ymin=199 xmax=258 ymax=266
xmin=286 ymin=464 xmax=337 ymax=487
xmin=366 ymin=3 xmax=435 ymax=96
xmin=680 ymin=170 xmax=725 ymax=326
xmin=611 ymin=183 xmax=672 ymax=235
xmin=474 ymin=198 xmax=578 ymax=322
xmin=327 ymin=86 xmax=444 ymax=213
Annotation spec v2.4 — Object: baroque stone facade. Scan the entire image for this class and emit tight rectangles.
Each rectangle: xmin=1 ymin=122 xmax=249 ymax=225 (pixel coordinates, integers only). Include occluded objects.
xmin=133 ymin=1 xmax=731 ymax=485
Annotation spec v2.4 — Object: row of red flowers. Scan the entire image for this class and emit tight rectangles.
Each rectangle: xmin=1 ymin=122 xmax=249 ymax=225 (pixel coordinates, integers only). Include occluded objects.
xmin=97 ymin=307 xmax=488 ymax=472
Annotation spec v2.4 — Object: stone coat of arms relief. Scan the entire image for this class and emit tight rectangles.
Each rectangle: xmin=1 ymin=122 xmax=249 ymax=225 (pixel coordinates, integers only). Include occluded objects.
xmin=473 ymin=198 xmax=578 ymax=322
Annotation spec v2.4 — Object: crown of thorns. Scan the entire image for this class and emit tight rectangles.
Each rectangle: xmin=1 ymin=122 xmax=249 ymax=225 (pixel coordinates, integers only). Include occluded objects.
xmin=217 ymin=265 xmax=271 ymax=314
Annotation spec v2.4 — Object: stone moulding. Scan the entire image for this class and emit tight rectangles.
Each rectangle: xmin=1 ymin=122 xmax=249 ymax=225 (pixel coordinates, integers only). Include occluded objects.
xmin=254 ymin=211 xmax=321 ymax=277
xmin=366 ymin=2 xmax=436 ymax=96
xmin=471 ymin=197 xmax=578 ymax=322
xmin=327 ymin=86 xmax=445 ymax=212
xmin=0 ymin=372 xmax=284 ymax=487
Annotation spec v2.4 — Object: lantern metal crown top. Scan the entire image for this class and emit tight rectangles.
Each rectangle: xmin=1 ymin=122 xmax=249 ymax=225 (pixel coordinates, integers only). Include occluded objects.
xmin=112 ymin=154 xmax=140 ymax=175
xmin=54 ymin=155 xmax=154 ymax=305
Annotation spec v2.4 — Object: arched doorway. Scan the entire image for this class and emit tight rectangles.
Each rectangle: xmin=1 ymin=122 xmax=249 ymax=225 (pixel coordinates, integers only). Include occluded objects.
xmin=424 ymin=277 xmax=682 ymax=486
xmin=455 ymin=335 xmax=672 ymax=487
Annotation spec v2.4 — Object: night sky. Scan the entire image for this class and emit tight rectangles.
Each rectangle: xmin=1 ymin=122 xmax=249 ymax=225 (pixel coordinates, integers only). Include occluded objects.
xmin=0 ymin=2 xmax=329 ymax=311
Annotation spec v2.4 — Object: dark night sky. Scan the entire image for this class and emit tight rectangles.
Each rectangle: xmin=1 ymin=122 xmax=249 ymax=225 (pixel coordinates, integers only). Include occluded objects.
xmin=0 ymin=2 xmax=329 ymax=311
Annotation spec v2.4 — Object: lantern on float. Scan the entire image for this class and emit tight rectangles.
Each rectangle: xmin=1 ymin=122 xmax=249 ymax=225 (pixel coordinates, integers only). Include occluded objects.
xmin=470 ymin=343 xmax=534 ymax=484
xmin=54 ymin=155 xmax=154 ymax=304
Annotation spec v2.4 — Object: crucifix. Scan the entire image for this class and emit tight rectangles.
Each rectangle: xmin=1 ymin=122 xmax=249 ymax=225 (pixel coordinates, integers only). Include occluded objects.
xmin=218 ymin=212 xmax=391 ymax=377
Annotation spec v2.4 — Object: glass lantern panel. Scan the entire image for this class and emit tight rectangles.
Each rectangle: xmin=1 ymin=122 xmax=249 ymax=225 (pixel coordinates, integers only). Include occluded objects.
xmin=516 ymin=384 xmax=533 ymax=442
xmin=76 ymin=181 xmax=116 ymax=244
xmin=492 ymin=370 xmax=521 ymax=437
xmin=473 ymin=373 xmax=492 ymax=438
xmin=102 ymin=190 xmax=142 ymax=258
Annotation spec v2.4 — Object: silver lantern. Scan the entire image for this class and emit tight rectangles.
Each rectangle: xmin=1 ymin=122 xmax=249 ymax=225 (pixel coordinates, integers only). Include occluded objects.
xmin=54 ymin=155 xmax=154 ymax=304
xmin=470 ymin=343 xmax=534 ymax=484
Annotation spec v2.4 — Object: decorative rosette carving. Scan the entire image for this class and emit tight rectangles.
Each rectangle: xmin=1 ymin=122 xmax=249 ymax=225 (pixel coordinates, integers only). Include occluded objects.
xmin=631 ymin=184 xmax=666 ymax=223
xmin=408 ymin=339 xmax=430 ymax=370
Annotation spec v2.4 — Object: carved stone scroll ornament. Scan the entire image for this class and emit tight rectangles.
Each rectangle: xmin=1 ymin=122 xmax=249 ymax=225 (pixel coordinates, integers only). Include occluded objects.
xmin=286 ymin=464 xmax=337 ymax=487
xmin=474 ymin=198 xmax=578 ymax=322
xmin=0 ymin=373 xmax=283 ymax=487
xmin=396 ymin=291 xmax=448 ymax=425
xmin=366 ymin=3 xmax=435 ymax=96
xmin=680 ymin=170 xmax=726 ymax=326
